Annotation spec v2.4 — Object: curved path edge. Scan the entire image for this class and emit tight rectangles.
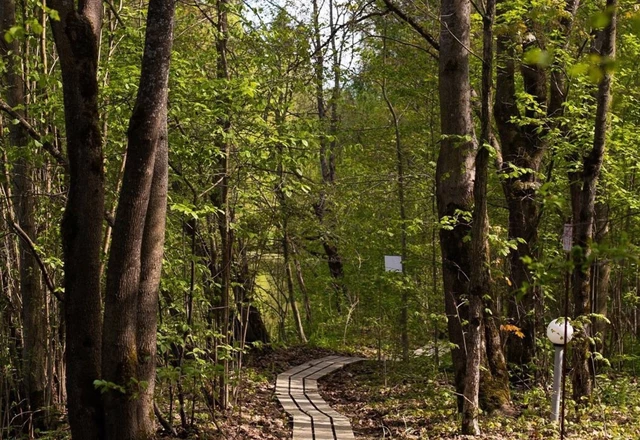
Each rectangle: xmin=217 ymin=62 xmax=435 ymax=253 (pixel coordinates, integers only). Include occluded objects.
xmin=276 ymin=355 xmax=364 ymax=440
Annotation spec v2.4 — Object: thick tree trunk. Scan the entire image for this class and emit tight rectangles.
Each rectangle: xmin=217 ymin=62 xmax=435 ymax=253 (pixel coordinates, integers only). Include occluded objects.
xmin=437 ymin=0 xmax=476 ymax=411
xmin=49 ymin=0 xmax=105 ymax=437
xmin=493 ymin=16 xmax=547 ymax=369
xmin=101 ymin=0 xmax=175 ymax=437
xmin=494 ymin=0 xmax=580 ymax=372
xmin=1 ymin=0 xmax=47 ymax=428
xmin=438 ymin=0 xmax=511 ymax=415
xmin=571 ymin=0 xmax=616 ymax=401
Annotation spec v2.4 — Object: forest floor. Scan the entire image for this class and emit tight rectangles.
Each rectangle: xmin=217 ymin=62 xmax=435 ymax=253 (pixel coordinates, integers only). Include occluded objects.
xmin=36 ymin=345 xmax=640 ymax=439
xmin=319 ymin=355 xmax=640 ymax=439
xmin=154 ymin=345 xmax=351 ymax=440
xmin=152 ymin=345 xmax=640 ymax=439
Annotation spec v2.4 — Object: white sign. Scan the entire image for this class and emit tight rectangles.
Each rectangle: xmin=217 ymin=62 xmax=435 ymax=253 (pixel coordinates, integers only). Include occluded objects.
xmin=562 ymin=223 xmax=573 ymax=252
xmin=384 ymin=255 xmax=403 ymax=272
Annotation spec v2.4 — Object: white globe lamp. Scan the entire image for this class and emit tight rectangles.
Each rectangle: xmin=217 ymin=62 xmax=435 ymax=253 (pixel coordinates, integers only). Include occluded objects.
xmin=547 ymin=318 xmax=574 ymax=346
xmin=547 ymin=317 xmax=574 ymax=424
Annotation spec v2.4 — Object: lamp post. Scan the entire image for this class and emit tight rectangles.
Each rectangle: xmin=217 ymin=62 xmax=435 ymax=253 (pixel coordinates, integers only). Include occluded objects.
xmin=547 ymin=318 xmax=574 ymax=423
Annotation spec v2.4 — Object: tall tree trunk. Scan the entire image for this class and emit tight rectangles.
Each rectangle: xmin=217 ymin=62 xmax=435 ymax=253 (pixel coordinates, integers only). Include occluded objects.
xmin=1 ymin=0 xmax=47 ymax=428
xmin=135 ymin=116 xmax=169 ymax=437
xmin=571 ymin=0 xmax=616 ymax=401
xmin=438 ymin=0 xmax=511 ymax=414
xmin=101 ymin=0 xmax=175 ymax=437
xmin=493 ymin=0 xmax=580 ymax=372
xmin=234 ymin=245 xmax=270 ymax=344
xmin=49 ymin=0 xmax=105 ymax=437
xmin=437 ymin=0 xmax=476 ymax=411
xmin=463 ymin=0 xmax=496 ymax=432
xmin=291 ymin=240 xmax=312 ymax=326
xmin=493 ymin=11 xmax=547 ymax=369
xmin=312 ymin=0 xmax=348 ymax=309
xmin=276 ymin=131 xmax=307 ymax=343
xmin=213 ymin=0 xmax=232 ymax=409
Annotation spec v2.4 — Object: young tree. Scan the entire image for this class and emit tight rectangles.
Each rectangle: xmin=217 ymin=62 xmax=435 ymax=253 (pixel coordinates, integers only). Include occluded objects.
xmin=464 ymin=0 xmax=496 ymax=432
xmin=0 ymin=0 xmax=48 ymax=427
xmin=571 ymin=0 xmax=617 ymax=401
xmin=311 ymin=0 xmax=349 ymax=309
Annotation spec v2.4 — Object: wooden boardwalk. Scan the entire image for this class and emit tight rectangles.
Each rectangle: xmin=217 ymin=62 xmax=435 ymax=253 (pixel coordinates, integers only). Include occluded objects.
xmin=276 ymin=355 xmax=363 ymax=440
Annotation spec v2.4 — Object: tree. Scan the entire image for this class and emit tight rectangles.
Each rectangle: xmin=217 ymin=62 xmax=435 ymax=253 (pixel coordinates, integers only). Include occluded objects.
xmin=311 ymin=0 xmax=349 ymax=310
xmin=463 ymin=0 xmax=496 ymax=432
xmin=49 ymin=0 xmax=176 ymax=437
xmin=49 ymin=0 xmax=106 ymax=435
xmin=0 ymin=0 xmax=48 ymax=429
xmin=436 ymin=0 xmax=477 ymax=409
xmin=493 ymin=0 xmax=548 ymax=369
xmin=571 ymin=0 xmax=617 ymax=401
xmin=493 ymin=0 xmax=581 ymax=371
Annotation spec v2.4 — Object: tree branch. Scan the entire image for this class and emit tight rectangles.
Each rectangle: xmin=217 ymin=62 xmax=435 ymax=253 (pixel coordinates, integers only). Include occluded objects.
xmin=0 ymin=181 xmax=64 ymax=303
xmin=381 ymin=0 xmax=440 ymax=51
xmin=0 ymin=99 xmax=68 ymax=171
xmin=8 ymin=218 xmax=63 ymax=301
xmin=103 ymin=0 xmax=126 ymax=27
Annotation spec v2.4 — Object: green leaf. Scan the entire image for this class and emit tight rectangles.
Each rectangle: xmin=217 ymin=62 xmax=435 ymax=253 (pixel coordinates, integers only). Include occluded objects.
xmin=590 ymin=11 xmax=610 ymax=30
xmin=569 ymin=62 xmax=589 ymax=77
xmin=45 ymin=6 xmax=61 ymax=21
xmin=4 ymin=26 xmax=25 ymax=43
xmin=631 ymin=13 xmax=640 ymax=37
xmin=523 ymin=48 xmax=552 ymax=67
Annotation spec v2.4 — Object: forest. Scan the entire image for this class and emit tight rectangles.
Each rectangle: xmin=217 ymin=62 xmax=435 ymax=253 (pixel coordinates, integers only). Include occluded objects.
xmin=1 ymin=0 xmax=640 ymax=438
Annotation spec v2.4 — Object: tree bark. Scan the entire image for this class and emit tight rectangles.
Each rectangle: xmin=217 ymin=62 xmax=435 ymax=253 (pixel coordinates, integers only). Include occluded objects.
xmin=437 ymin=0 xmax=476 ymax=411
xmin=135 ymin=116 xmax=169 ymax=437
xmin=101 ymin=0 xmax=175 ymax=437
xmin=213 ymin=0 xmax=233 ymax=409
xmin=571 ymin=0 xmax=616 ymax=401
xmin=493 ymin=11 xmax=547 ymax=369
xmin=49 ymin=0 xmax=105 ymax=437
xmin=1 ymin=0 xmax=48 ymax=428
xmin=463 ymin=0 xmax=496 ymax=432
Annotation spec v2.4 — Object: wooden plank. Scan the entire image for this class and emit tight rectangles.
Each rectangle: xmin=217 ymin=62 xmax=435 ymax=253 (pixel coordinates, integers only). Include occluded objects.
xmin=276 ymin=356 xmax=363 ymax=440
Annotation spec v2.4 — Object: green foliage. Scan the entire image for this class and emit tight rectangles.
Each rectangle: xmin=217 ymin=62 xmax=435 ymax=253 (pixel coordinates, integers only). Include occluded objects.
xmin=93 ymin=379 xmax=126 ymax=395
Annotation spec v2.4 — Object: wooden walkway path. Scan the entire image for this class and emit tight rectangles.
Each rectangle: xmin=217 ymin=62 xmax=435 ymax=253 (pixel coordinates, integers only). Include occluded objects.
xmin=276 ymin=355 xmax=363 ymax=440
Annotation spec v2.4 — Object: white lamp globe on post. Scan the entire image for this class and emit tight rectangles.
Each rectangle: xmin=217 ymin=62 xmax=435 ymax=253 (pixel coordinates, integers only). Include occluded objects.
xmin=547 ymin=318 xmax=574 ymax=346
xmin=547 ymin=318 xmax=574 ymax=423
